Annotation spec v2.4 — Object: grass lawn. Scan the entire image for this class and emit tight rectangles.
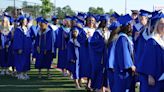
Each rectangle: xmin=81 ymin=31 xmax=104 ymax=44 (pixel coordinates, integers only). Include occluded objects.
xmin=0 ymin=58 xmax=139 ymax=92
xmin=0 ymin=59 xmax=86 ymax=92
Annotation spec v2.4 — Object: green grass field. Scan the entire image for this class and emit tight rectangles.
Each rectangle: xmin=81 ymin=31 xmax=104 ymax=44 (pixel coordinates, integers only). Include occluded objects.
xmin=0 ymin=58 xmax=139 ymax=92
xmin=0 ymin=59 xmax=86 ymax=92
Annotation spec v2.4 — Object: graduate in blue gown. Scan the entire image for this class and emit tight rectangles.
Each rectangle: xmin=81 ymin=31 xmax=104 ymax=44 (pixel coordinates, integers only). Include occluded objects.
xmin=6 ymin=16 xmax=16 ymax=75
xmin=0 ymin=30 xmax=5 ymax=75
xmin=83 ymin=14 xmax=97 ymax=89
xmin=34 ymin=18 xmax=53 ymax=78
xmin=74 ymin=18 xmax=89 ymax=79
xmin=134 ymin=10 xmax=152 ymax=68
xmin=13 ymin=16 xmax=32 ymax=80
xmin=138 ymin=14 xmax=164 ymax=92
xmin=55 ymin=16 xmax=71 ymax=76
xmin=90 ymin=15 xmax=110 ymax=91
xmin=30 ymin=17 xmax=42 ymax=60
xmin=107 ymin=23 xmax=120 ymax=92
xmin=113 ymin=14 xmax=136 ymax=92
xmin=0 ymin=14 xmax=11 ymax=75
xmin=67 ymin=27 xmax=82 ymax=89
xmin=132 ymin=10 xmax=154 ymax=92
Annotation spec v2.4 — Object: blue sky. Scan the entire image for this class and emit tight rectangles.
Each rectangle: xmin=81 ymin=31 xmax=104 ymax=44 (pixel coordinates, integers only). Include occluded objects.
xmin=0 ymin=0 xmax=164 ymax=14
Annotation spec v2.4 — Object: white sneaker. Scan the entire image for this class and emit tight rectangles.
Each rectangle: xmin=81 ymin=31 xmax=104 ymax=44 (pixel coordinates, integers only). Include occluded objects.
xmin=5 ymin=70 xmax=10 ymax=75
xmin=24 ymin=74 xmax=30 ymax=80
xmin=63 ymin=72 xmax=68 ymax=77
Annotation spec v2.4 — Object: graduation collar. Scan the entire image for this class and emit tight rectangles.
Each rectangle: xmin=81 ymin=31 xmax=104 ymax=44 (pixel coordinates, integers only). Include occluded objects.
xmin=142 ymin=27 xmax=150 ymax=40
xmin=118 ymin=33 xmax=134 ymax=54
xmin=61 ymin=26 xmax=70 ymax=33
xmin=96 ymin=28 xmax=110 ymax=37
xmin=38 ymin=27 xmax=50 ymax=35
xmin=70 ymin=38 xmax=80 ymax=47
xmin=150 ymin=32 xmax=164 ymax=50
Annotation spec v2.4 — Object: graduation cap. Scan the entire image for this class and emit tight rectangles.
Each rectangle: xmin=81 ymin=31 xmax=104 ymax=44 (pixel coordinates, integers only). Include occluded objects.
xmin=151 ymin=10 xmax=161 ymax=17
xmin=76 ymin=18 xmax=85 ymax=26
xmin=131 ymin=10 xmax=139 ymax=14
xmin=27 ymin=16 xmax=33 ymax=22
xmin=139 ymin=9 xmax=152 ymax=17
xmin=86 ymin=13 xmax=96 ymax=20
xmin=111 ymin=12 xmax=120 ymax=19
xmin=51 ymin=15 xmax=58 ymax=21
xmin=36 ymin=16 xmax=43 ymax=23
xmin=71 ymin=16 xmax=78 ymax=21
xmin=99 ymin=15 xmax=108 ymax=22
xmin=71 ymin=26 xmax=79 ymax=32
xmin=65 ymin=16 xmax=72 ymax=20
xmin=117 ymin=14 xmax=133 ymax=27
xmin=9 ymin=16 xmax=14 ymax=23
xmin=40 ymin=18 xmax=49 ymax=24
xmin=109 ymin=21 xmax=120 ymax=30
xmin=77 ymin=12 xmax=86 ymax=19
xmin=17 ymin=15 xmax=26 ymax=22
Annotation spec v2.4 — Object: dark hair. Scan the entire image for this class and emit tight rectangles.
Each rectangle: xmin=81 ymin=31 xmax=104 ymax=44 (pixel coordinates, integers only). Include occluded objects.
xmin=98 ymin=20 xmax=107 ymax=29
xmin=108 ymin=27 xmax=120 ymax=44
xmin=118 ymin=24 xmax=132 ymax=36
xmin=19 ymin=19 xmax=24 ymax=27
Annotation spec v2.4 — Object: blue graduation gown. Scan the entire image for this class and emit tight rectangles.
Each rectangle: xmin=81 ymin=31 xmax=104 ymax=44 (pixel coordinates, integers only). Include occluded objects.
xmin=6 ymin=30 xmax=15 ymax=67
xmin=138 ymin=38 xmax=164 ymax=92
xmin=29 ymin=25 xmax=40 ymax=58
xmin=90 ymin=30 xmax=107 ymax=89
xmin=107 ymin=41 xmax=116 ymax=92
xmin=55 ymin=27 xmax=70 ymax=70
xmin=76 ymin=27 xmax=90 ymax=78
xmin=35 ymin=28 xmax=53 ymax=69
xmin=67 ymin=40 xmax=80 ymax=79
xmin=13 ymin=27 xmax=32 ymax=72
xmin=113 ymin=34 xmax=134 ymax=92
xmin=134 ymin=31 xmax=148 ymax=68
xmin=0 ymin=33 xmax=5 ymax=68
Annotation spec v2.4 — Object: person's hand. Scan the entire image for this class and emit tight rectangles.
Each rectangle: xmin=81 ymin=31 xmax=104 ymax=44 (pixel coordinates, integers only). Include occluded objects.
xmin=18 ymin=49 xmax=22 ymax=54
xmin=131 ymin=65 xmax=136 ymax=72
xmin=37 ymin=47 xmax=40 ymax=54
xmin=148 ymin=75 xmax=155 ymax=86
xmin=70 ymin=59 xmax=76 ymax=63
xmin=87 ymin=31 xmax=91 ymax=38
xmin=44 ymin=50 xmax=47 ymax=55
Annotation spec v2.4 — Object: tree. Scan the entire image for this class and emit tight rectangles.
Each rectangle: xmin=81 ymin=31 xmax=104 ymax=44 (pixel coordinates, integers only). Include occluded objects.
xmin=40 ymin=0 xmax=53 ymax=17
xmin=106 ymin=9 xmax=115 ymax=15
xmin=22 ymin=1 xmax=28 ymax=8
xmin=88 ymin=7 xmax=104 ymax=14
xmin=96 ymin=7 xmax=104 ymax=14
xmin=62 ymin=5 xmax=75 ymax=16
xmin=56 ymin=7 xmax=64 ymax=19
xmin=88 ymin=7 xmax=97 ymax=14
xmin=56 ymin=5 xmax=75 ymax=19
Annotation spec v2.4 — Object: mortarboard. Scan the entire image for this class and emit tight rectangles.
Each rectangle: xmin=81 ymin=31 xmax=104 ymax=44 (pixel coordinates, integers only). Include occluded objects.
xmin=51 ymin=15 xmax=58 ymax=21
xmin=27 ymin=16 xmax=33 ymax=22
xmin=76 ymin=18 xmax=85 ymax=26
xmin=109 ymin=21 xmax=120 ymax=30
xmin=117 ymin=14 xmax=133 ymax=26
xmin=17 ymin=15 xmax=26 ymax=22
xmin=111 ymin=12 xmax=120 ymax=19
xmin=139 ymin=9 xmax=152 ymax=17
xmin=40 ymin=18 xmax=49 ymax=24
xmin=131 ymin=10 xmax=139 ymax=14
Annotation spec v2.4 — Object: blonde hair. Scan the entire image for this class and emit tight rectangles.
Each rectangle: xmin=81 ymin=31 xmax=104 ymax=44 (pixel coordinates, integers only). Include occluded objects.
xmin=152 ymin=18 xmax=164 ymax=35
xmin=2 ymin=17 xmax=10 ymax=28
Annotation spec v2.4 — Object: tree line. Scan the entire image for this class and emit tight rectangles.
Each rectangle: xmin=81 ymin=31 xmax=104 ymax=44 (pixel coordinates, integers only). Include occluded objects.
xmin=4 ymin=0 xmax=115 ymax=18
